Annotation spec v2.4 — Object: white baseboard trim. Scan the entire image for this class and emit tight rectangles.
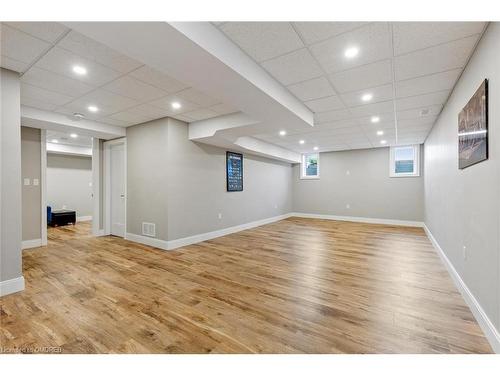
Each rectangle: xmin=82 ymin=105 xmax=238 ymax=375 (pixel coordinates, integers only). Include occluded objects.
xmin=125 ymin=232 xmax=170 ymax=250
xmin=0 ymin=276 xmax=25 ymax=297
xmin=291 ymin=212 xmax=424 ymax=227
xmin=125 ymin=213 xmax=293 ymax=251
xmin=167 ymin=213 xmax=293 ymax=250
xmin=77 ymin=216 xmax=92 ymax=222
xmin=125 ymin=212 xmax=423 ymax=252
xmin=423 ymin=224 xmax=500 ymax=353
xmin=22 ymin=238 xmax=42 ymax=249
xmin=94 ymin=229 xmax=106 ymax=237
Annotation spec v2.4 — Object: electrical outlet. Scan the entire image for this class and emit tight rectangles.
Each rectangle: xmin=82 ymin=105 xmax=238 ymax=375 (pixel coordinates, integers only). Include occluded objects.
xmin=218 ymin=213 xmax=222 ymax=219
xmin=346 ymin=204 xmax=350 ymax=209
xmin=463 ymin=245 xmax=467 ymax=260
xmin=24 ymin=178 xmax=30 ymax=186
xmin=346 ymin=170 xmax=350 ymax=175
xmin=33 ymin=179 xmax=39 ymax=186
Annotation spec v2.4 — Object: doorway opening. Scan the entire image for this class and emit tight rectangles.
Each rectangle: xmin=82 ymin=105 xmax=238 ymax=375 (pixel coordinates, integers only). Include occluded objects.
xmin=104 ymin=138 xmax=127 ymax=238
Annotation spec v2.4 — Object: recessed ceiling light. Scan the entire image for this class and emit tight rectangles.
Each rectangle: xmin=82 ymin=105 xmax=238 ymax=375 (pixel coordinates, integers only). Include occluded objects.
xmin=344 ymin=46 xmax=359 ymax=59
xmin=171 ymin=101 xmax=182 ymax=110
xmin=371 ymin=116 xmax=380 ymax=123
xmin=380 ymin=140 xmax=387 ymax=145
xmin=72 ymin=65 xmax=87 ymax=75
xmin=376 ymin=130 xmax=384 ymax=136
xmin=279 ymin=130 xmax=287 ymax=136
xmin=361 ymin=93 xmax=373 ymax=102
xmin=70 ymin=133 xmax=78 ymax=139
xmin=313 ymin=146 xmax=319 ymax=151
xmin=51 ymin=139 xmax=58 ymax=143
xmin=299 ymin=140 xmax=305 ymax=145
xmin=87 ymin=105 xmax=98 ymax=113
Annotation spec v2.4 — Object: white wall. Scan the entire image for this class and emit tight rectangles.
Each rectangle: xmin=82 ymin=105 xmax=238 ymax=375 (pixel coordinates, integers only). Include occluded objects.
xmin=21 ymin=126 xmax=41 ymax=241
xmin=424 ymin=23 xmax=500 ymax=341
xmin=293 ymin=147 xmax=424 ymax=222
xmin=126 ymin=117 xmax=293 ymax=242
xmin=0 ymin=68 xmax=23 ymax=292
xmin=167 ymin=118 xmax=292 ymax=240
xmin=47 ymin=153 xmax=93 ymax=219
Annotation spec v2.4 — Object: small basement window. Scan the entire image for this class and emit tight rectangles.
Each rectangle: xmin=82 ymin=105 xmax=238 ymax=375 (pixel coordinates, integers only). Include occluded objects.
xmin=301 ymin=153 xmax=320 ymax=179
xmin=390 ymin=145 xmax=420 ymax=177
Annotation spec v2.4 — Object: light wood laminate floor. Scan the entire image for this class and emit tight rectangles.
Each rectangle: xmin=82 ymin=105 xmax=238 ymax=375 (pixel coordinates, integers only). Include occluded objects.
xmin=0 ymin=218 xmax=492 ymax=353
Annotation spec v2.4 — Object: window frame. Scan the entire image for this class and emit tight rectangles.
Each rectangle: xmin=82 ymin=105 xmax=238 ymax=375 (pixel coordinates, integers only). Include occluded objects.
xmin=389 ymin=144 xmax=420 ymax=178
xmin=300 ymin=153 xmax=320 ymax=180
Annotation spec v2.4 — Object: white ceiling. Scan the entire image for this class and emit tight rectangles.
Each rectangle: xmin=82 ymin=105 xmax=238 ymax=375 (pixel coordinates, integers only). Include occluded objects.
xmin=1 ymin=22 xmax=238 ymax=127
xmin=46 ymin=130 xmax=93 ymax=147
xmin=217 ymin=22 xmax=486 ymax=152
xmin=1 ymin=21 xmax=487 ymax=155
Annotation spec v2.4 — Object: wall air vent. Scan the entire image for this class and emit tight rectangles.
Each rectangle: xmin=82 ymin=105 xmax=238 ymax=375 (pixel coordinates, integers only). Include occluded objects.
xmin=142 ymin=222 xmax=156 ymax=237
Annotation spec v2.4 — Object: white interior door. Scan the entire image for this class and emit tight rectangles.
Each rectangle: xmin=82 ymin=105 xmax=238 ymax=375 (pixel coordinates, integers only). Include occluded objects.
xmin=110 ymin=143 xmax=126 ymax=237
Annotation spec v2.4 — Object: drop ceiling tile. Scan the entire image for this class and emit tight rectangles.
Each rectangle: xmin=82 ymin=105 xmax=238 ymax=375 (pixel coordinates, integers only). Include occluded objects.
xmin=0 ymin=55 xmax=29 ymax=72
xmin=395 ymin=90 xmax=450 ymax=111
xmin=130 ymin=65 xmax=189 ymax=94
xmin=1 ymin=24 xmax=50 ymax=65
xmin=112 ymin=104 xmax=175 ymax=124
xmin=341 ymin=84 xmax=393 ymax=107
xmin=396 ymin=69 xmax=461 ymax=98
xmin=309 ymin=23 xmax=392 ymax=74
xmin=173 ymin=114 xmax=196 ymax=123
xmin=21 ymin=67 xmax=94 ymax=97
xmin=287 ymin=76 xmax=335 ymax=101
xmin=262 ymin=48 xmax=323 ymax=85
xmin=20 ymin=97 xmax=58 ymax=111
xmin=338 ymin=134 xmax=371 ymax=144
xmin=314 ymin=108 xmax=351 ymax=124
xmin=366 ymin=127 xmax=396 ymax=139
xmin=5 ymin=22 xmax=69 ymax=43
xmin=177 ymin=88 xmax=220 ymax=107
xmin=393 ymin=22 xmax=485 ymax=56
xmin=61 ymin=89 xmax=139 ymax=119
xmin=397 ymin=116 xmax=437 ymax=128
xmin=395 ymin=35 xmax=479 ymax=81
xmin=35 ymin=47 xmax=122 ymax=86
xmin=102 ymin=76 xmax=167 ymax=102
xmin=99 ymin=117 xmax=133 ymax=127
xmin=150 ymin=94 xmax=200 ymax=114
xmin=21 ymin=83 xmax=74 ymax=106
xmin=396 ymin=104 xmax=443 ymax=121
xmin=323 ymin=144 xmax=350 ymax=152
xmin=345 ymin=142 xmax=373 ymax=150
xmin=183 ymin=108 xmax=219 ymax=121
xmin=209 ymin=103 xmax=239 ymax=115
xmin=58 ymin=31 xmax=142 ymax=74
xmin=313 ymin=118 xmax=360 ymax=131
xmin=329 ymin=59 xmax=392 ymax=93
xmin=126 ymin=103 xmax=174 ymax=119
xmin=357 ymin=114 xmax=394 ymax=127
xmin=349 ymin=100 xmax=394 ymax=118
xmin=304 ymin=95 xmax=344 ymax=112
xmin=397 ymin=128 xmax=432 ymax=136
xmin=220 ymin=22 xmax=304 ymax=62
xmin=293 ymin=22 xmax=368 ymax=45
xmin=325 ymin=126 xmax=365 ymax=136
xmin=108 ymin=110 xmax=152 ymax=124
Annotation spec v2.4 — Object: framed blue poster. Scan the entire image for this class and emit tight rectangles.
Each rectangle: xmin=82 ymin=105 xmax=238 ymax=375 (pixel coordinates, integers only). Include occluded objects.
xmin=226 ymin=151 xmax=243 ymax=192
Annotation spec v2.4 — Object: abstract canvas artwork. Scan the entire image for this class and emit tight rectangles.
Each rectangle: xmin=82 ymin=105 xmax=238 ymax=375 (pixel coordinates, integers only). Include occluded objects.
xmin=458 ymin=79 xmax=488 ymax=169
